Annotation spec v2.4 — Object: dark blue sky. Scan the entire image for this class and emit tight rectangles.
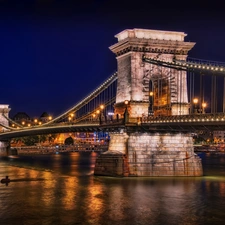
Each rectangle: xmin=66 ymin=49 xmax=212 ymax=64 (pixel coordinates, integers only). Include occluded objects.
xmin=0 ymin=0 xmax=225 ymax=118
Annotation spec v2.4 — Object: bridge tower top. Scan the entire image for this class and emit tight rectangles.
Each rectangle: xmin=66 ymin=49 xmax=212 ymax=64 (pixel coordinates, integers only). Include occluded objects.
xmin=115 ymin=28 xmax=187 ymax=42
xmin=109 ymin=28 xmax=195 ymax=119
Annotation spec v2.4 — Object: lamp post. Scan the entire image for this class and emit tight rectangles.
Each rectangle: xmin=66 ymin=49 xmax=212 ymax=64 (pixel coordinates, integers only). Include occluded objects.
xmin=99 ymin=105 xmax=105 ymax=124
xmin=193 ymin=98 xmax=199 ymax=114
xmin=34 ymin=119 xmax=38 ymax=126
xmin=124 ymin=100 xmax=129 ymax=124
xmin=202 ymin=102 xmax=207 ymax=114
xmin=149 ymin=91 xmax=154 ymax=115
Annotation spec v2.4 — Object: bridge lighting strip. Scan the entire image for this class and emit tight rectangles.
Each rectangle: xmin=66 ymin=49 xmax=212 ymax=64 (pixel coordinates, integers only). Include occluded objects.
xmin=37 ymin=72 xmax=118 ymax=127
xmin=142 ymin=55 xmax=225 ymax=73
xmin=146 ymin=116 xmax=225 ymax=124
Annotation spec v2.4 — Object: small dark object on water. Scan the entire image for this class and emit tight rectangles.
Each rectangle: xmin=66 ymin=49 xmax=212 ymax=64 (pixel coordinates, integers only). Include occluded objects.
xmin=1 ymin=176 xmax=11 ymax=184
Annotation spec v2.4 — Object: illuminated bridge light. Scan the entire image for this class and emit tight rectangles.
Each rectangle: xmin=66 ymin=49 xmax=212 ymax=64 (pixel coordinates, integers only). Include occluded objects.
xmin=211 ymin=118 xmax=214 ymax=121
xmin=197 ymin=119 xmax=200 ymax=121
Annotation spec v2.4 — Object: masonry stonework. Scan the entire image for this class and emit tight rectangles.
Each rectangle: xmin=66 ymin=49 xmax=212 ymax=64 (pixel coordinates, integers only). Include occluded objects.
xmin=110 ymin=28 xmax=195 ymax=118
xmin=94 ymin=28 xmax=203 ymax=177
xmin=0 ymin=104 xmax=11 ymax=156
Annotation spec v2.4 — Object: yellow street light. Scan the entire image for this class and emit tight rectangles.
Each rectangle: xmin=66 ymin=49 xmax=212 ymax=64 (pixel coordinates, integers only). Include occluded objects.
xmin=39 ymin=121 xmax=42 ymax=125
xmin=100 ymin=104 xmax=104 ymax=110
xmin=193 ymin=98 xmax=198 ymax=104
xmin=22 ymin=121 xmax=25 ymax=125
xmin=202 ymin=102 xmax=207 ymax=114
xmin=96 ymin=110 xmax=100 ymax=114
xmin=124 ymin=100 xmax=129 ymax=105
xmin=149 ymin=92 xmax=153 ymax=96
xmin=193 ymin=98 xmax=199 ymax=114
xmin=48 ymin=116 xmax=52 ymax=120
xmin=34 ymin=119 xmax=38 ymax=123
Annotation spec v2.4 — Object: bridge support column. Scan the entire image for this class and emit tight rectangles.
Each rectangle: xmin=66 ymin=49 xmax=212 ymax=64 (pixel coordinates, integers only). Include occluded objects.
xmin=0 ymin=140 xmax=10 ymax=156
xmin=94 ymin=132 xmax=203 ymax=177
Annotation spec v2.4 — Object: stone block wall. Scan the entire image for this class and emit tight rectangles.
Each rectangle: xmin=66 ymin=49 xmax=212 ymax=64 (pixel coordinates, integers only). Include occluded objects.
xmin=0 ymin=141 xmax=10 ymax=156
xmin=94 ymin=131 xmax=203 ymax=177
xmin=127 ymin=133 xmax=202 ymax=176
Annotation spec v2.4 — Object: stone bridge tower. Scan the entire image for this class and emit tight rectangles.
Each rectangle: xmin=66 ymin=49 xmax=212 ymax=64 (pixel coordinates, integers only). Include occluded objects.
xmin=109 ymin=28 xmax=195 ymax=118
xmin=0 ymin=105 xmax=11 ymax=156
xmin=94 ymin=29 xmax=202 ymax=177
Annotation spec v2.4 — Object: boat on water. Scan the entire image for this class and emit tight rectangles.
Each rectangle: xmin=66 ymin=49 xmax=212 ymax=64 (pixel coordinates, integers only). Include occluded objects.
xmin=1 ymin=176 xmax=10 ymax=184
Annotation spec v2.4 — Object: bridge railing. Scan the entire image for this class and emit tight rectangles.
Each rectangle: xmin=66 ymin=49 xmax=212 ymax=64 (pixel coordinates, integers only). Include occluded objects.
xmin=141 ymin=113 xmax=225 ymax=124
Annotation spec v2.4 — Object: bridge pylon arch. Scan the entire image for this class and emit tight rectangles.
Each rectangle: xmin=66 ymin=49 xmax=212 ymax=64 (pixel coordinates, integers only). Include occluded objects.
xmin=109 ymin=28 xmax=195 ymax=117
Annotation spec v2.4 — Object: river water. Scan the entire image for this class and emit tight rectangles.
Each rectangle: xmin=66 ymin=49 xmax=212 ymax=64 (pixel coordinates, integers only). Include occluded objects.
xmin=0 ymin=151 xmax=225 ymax=225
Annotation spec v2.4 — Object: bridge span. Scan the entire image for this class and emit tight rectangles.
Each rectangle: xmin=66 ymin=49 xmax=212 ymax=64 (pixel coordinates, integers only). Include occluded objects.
xmin=2 ymin=28 xmax=225 ymax=177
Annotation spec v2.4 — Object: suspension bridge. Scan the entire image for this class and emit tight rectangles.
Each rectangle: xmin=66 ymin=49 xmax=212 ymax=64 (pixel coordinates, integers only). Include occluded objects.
xmin=1 ymin=28 xmax=225 ymax=177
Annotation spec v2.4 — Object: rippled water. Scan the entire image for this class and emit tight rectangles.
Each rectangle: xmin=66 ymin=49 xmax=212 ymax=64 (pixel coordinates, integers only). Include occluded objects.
xmin=1 ymin=152 xmax=225 ymax=225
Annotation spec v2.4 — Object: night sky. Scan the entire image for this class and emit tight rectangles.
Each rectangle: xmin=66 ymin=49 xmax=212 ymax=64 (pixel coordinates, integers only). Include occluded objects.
xmin=0 ymin=0 xmax=225 ymax=118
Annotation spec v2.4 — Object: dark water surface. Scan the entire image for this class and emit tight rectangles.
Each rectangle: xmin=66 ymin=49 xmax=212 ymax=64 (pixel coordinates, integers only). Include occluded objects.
xmin=1 ymin=151 xmax=225 ymax=225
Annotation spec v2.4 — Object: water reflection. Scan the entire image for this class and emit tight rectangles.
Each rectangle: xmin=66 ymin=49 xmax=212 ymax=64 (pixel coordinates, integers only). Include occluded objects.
xmin=1 ymin=152 xmax=225 ymax=224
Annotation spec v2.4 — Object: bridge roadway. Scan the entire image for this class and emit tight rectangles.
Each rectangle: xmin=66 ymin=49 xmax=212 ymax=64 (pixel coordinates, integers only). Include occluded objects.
xmin=1 ymin=113 xmax=225 ymax=140
xmin=0 ymin=123 xmax=101 ymax=141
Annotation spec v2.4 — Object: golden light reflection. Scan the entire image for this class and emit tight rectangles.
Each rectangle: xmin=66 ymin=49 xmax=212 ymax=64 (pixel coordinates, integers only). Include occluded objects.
xmin=85 ymin=182 xmax=104 ymax=223
xmin=41 ymin=171 xmax=57 ymax=207
xmin=61 ymin=177 xmax=78 ymax=210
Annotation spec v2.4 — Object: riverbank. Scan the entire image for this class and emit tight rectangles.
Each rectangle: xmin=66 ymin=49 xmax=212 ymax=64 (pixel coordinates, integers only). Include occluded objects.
xmin=194 ymin=145 xmax=225 ymax=153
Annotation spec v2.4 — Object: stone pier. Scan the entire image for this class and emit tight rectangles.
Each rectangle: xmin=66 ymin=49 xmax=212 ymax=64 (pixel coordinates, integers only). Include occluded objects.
xmin=94 ymin=132 xmax=202 ymax=176
xmin=0 ymin=141 xmax=10 ymax=156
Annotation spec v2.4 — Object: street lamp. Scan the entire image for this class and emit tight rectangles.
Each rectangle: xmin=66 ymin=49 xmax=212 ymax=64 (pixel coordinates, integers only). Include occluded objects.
xmin=124 ymin=100 xmax=129 ymax=123
xmin=193 ymin=98 xmax=199 ymax=114
xmin=149 ymin=91 xmax=154 ymax=115
xmin=202 ymin=102 xmax=207 ymax=114
xmin=100 ymin=104 xmax=104 ymax=110
xmin=99 ymin=105 xmax=105 ymax=124
xmin=34 ymin=119 xmax=38 ymax=126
